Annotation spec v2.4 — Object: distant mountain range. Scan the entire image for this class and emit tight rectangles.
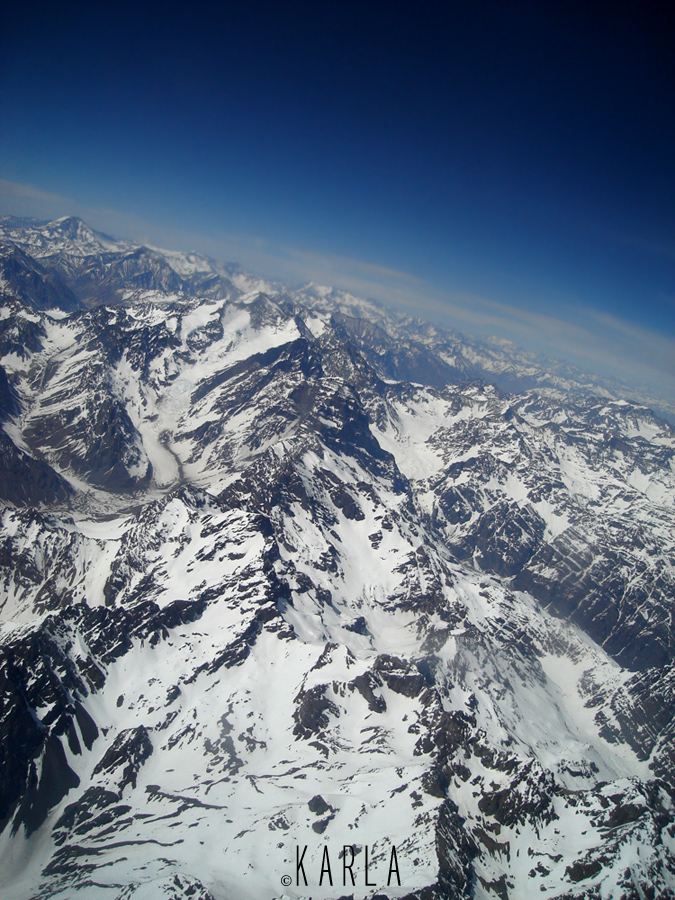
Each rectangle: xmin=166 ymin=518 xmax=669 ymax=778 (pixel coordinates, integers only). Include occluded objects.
xmin=0 ymin=216 xmax=674 ymax=900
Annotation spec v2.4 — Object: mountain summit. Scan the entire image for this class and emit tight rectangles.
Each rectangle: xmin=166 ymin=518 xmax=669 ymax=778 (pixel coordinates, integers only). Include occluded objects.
xmin=0 ymin=218 xmax=674 ymax=900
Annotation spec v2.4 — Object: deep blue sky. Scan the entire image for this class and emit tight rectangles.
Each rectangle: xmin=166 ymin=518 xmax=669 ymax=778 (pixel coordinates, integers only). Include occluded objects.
xmin=1 ymin=1 xmax=673 ymax=398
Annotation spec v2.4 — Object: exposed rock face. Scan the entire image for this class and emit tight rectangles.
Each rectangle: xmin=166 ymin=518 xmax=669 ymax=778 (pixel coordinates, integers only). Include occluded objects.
xmin=0 ymin=431 xmax=73 ymax=506
xmin=0 ymin=217 xmax=673 ymax=900
xmin=0 ymin=244 xmax=81 ymax=313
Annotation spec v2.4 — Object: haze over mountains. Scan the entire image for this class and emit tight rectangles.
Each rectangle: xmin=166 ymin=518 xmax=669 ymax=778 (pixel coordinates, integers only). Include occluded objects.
xmin=0 ymin=216 xmax=673 ymax=900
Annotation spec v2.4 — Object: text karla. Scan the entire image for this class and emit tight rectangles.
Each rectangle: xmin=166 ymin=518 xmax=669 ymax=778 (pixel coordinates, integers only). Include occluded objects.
xmin=294 ymin=843 xmax=401 ymax=887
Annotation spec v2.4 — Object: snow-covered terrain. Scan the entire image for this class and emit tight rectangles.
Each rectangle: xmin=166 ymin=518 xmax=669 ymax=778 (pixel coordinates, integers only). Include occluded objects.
xmin=0 ymin=216 xmax=674 ymax=900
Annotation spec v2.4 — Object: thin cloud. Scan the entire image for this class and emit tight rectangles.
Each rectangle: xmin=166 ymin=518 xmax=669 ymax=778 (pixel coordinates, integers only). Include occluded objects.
xmin=284 ymin=246 xmax=428 ymax=288
xmin=0 ymin=178 xmax=79 ymax=218
xmin=584 ymin=308 xmax=675 ymax=376
xmin=617 ymin=233 xmax=675 ymax=264
xmin=591 ymin=220 xmax=675 ymax=265
xmin=1 ymin=177 xmax=673 ymax=403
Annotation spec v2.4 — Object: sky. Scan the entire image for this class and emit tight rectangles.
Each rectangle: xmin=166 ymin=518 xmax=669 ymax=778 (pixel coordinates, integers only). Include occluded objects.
xmin=1 ymin=1 xmax=673 ymax=401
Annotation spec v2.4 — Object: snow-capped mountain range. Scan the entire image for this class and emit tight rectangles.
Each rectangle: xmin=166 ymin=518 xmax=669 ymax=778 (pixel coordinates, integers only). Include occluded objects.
xmin=0 ymin=216 xmax=673 ymax=900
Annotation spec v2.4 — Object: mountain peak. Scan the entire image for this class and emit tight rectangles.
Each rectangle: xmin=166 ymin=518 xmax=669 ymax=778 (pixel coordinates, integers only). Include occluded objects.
xmin=48 ymin=215 xmax=118 ymax=245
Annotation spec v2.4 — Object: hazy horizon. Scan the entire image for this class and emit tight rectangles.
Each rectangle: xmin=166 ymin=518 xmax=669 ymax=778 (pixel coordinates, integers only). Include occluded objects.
xmin=1 ymin=3 xmax=673 ymax=403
